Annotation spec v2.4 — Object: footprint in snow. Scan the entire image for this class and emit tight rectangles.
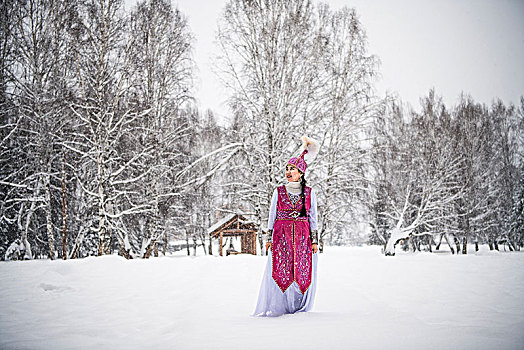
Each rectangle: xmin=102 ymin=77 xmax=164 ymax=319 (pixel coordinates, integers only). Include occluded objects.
xmin=39 ymin=283 xmax=73 ymax=293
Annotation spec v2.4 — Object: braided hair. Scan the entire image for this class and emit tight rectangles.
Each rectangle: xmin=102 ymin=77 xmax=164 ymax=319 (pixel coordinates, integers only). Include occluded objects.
xmin=299 ymin=174 xmax=307 ymax=217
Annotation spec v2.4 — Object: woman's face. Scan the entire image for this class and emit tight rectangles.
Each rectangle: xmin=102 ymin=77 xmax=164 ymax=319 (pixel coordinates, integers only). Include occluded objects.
xmin=285 ymin=164 xmax=302 ymax=182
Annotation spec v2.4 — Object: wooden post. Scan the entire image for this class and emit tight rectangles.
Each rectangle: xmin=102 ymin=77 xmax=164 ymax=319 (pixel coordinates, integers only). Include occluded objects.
xmin=219 ymin=232 xmax=223 ymax=256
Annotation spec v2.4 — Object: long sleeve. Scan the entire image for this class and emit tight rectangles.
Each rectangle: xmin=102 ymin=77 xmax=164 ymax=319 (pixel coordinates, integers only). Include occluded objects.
xmin=267 ymin=189 xmax=278 ymax=230
xmin=308 ymin=189 xmax=318 ymax=230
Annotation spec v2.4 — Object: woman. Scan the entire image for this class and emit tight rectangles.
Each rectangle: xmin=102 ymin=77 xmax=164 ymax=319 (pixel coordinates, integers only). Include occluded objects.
xmin=253 ymin=136 xmax=319 ymax=317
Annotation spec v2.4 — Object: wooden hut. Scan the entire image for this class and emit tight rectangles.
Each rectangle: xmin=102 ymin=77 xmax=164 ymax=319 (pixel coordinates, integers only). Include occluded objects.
xmin=208 ymin=214 xmax=257 ymax=256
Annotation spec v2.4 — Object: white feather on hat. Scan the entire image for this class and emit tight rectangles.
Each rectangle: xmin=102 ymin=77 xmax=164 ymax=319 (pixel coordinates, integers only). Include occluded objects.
xmin=301 ymin=135 xmax=319 ymax=159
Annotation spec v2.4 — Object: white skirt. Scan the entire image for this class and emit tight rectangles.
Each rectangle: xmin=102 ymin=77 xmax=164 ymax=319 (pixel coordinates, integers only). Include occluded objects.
xmin=253 ymin=251 xmax=318 ymax=317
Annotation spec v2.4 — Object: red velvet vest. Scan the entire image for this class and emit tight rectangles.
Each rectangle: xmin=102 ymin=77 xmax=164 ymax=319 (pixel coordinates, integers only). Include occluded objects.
xmin=272 ymin=185 xmax=312 ymax=294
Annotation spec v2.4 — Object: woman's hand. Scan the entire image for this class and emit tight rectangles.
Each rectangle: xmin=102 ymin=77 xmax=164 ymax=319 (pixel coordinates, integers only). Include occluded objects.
xmin=265 ymin=242 xmax=272 ymax=251
xmin=312 ymin=243 xmax=318 ymax=254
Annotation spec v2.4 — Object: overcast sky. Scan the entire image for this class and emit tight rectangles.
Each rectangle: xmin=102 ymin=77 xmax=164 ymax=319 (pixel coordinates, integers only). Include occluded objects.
xmin=173 ymin=0 xmax=524 ymax=122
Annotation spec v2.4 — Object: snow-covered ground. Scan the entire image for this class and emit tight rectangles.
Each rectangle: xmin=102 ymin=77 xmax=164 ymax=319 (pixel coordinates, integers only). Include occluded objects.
xmin=1 ymin=246 xmax=523 ymax=350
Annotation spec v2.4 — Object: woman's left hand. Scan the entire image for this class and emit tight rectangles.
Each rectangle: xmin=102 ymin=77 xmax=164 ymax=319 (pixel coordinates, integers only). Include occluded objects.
xmin=312 ymin=244 xmax=318 ymax=254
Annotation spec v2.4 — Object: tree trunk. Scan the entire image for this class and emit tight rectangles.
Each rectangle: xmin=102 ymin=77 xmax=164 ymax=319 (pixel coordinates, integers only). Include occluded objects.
xmin=97 ymin=177 xmax=111 ymax=255
xmin=192 ymin=236 xmax=197 ymax=256
xmin=256 ymin=205 xmax=264 ymax=256
xmin=436 ymin=233 xmax=443 ymax=250
xmin=219 ymin=233 xmax=223 ymax=256
xmin=144 ymin=201 xmax=160 ymax=259
xmin=69 ymin=226 xmax=85 ymax=259
xmin=143 ymin=239 xmax=155 ymax=259
xmin=454 ymin=237 xmax=460 ymax=255
xmin=319 ymin=225 xmax=327 ymax=253
xmin=385 ymin=227 xmax=410 ymax=256
xmin=113 ymin=230 xmax=131 ymax=259
xmin=506 ymin=238 xmax=516 ymax=251
xmin=186 ymin=230 xmax=190 ymax=256
xmin=462 ymin=236 xmax=467 ymax=255
xmin=163 ymin=231 xmax=168 ymax=256
xmin=200 ymin=233 xmax=207 ymax=255
xmin=444 ymin=233 xmax=455 ymax=254
xmin=96 ymin=142 xmax=113 ymax=255
xmin=44 ymin=173 xmax=56 ymax=260
xmin=18 ymin=203 xmax=33 ymax=260
xmin=98 ymin=224 xmax=111 ymax=256
xmin=408 ymin=235 xmax=415 ymax=252
xmin=61 ymin=150 xmax=67 ymax=260
xmin=258 ymin=230 xmax=265 ymax=256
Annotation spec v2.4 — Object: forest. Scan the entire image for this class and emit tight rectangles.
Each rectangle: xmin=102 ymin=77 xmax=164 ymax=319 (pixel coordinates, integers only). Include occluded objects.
xmin=1 ymin=0 xmax=522 ymax=260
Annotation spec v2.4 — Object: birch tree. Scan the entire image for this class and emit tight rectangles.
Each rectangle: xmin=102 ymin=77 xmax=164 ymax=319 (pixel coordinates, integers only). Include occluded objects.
xmin=217 ymin=0 xmax=322 ymax=249
xmin=313 ymin=4 xmax=380 ymax=250
xmin=488 ymin=100 xmax=520 ymax=250
xmin=68 ymin=0 xmax=142 ymax=256
xmin=508 ymin=99 xmax=524 ymax=250
xmin=509 ymin=164 xmax=524 ymax=250
xmin=451 ymin=96 xmax=503 ymax=253
xmin=376 ymin=93 xmax=464 ymax=256
xmin=373 ymin=91 xmax=523 ymax=255
xmin=368 ymin=102 xmax=399 ymax=250
xmin=1 ymin=0 xmax=78 ymax=259
xmin=190 ymin=110 xmax=227 ymax=255
xmin=120 ymin=0 xmax=195 ymax=258
xmin=1 ymin=0 xmax=208 ymax=259
xmin=0 ymin=0 xmax=22 ymax=259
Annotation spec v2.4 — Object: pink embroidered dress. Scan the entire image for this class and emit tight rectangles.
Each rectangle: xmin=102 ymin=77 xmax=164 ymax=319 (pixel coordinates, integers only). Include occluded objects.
xmin=253 ymin=185 xmax=318 ymax=317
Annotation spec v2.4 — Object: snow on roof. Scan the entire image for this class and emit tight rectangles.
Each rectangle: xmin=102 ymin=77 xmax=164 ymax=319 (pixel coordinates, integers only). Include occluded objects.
xmin=206 ymin=213 xmax=237 ymax=235
xmin=206 ymin=213 xmax=256 ymax=235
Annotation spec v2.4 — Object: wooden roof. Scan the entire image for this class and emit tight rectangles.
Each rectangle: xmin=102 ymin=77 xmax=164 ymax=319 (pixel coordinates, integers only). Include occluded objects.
xmin=208 ymin=214 xmax=257 ymax=238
